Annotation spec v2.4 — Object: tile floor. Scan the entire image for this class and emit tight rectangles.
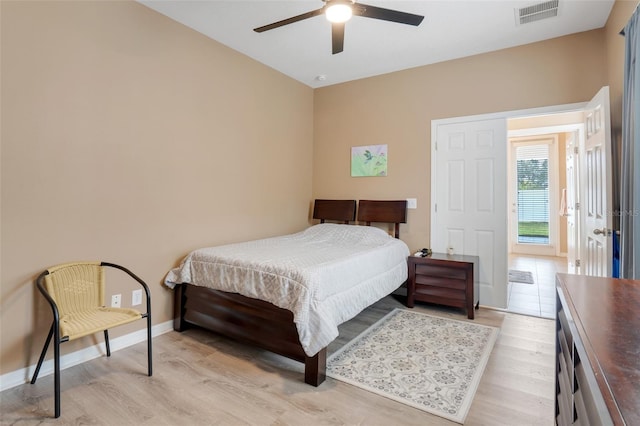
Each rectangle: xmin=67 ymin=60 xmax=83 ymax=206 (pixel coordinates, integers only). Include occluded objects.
xmin=507 ymin=254 xmax=568 ymax=319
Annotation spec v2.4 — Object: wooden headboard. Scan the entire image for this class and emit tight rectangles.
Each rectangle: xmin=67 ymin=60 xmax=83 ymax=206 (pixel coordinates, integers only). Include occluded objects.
xmin=313 ymin=199 xmax=357 ymax=224
xmin=357 ymin=200 xmax=407 ymax=238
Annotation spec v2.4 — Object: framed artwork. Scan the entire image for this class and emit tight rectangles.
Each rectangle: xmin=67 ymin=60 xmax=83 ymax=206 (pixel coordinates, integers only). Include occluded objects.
xmin=351 ymin=144 xmax=387 ymax=177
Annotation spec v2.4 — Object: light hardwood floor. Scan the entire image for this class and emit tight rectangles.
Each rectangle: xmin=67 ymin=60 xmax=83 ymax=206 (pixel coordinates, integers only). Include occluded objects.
xmin=0 ymin=295 xmax=556 ymax=425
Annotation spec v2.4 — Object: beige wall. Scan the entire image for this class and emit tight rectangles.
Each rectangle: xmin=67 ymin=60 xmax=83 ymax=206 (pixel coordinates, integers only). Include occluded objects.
xmin=1 ymin=1 xmax=313 ymax=375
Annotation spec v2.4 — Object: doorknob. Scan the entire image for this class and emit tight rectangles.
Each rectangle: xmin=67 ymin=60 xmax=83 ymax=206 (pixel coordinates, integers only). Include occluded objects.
xmin=592 ymin=228 xmax=611 ymax=236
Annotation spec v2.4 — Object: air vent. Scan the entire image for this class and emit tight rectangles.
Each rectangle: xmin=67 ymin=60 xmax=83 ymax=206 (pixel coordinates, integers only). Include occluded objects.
xmin=516 ymin=0 xmax=559 ymax=25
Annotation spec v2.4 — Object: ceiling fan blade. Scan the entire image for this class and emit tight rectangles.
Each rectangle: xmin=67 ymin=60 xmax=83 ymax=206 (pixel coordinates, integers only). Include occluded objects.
xmin=354 ymin=3 xmax=424 ymax=26
xmin=254 ymin=8 xmax=325 ymax=33
xmin=332 ymin=22 xmax=345 ymax=54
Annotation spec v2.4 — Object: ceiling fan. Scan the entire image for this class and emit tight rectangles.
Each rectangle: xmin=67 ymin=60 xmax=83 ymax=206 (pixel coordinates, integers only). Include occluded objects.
xmin=253 ymin=0 xmax=424 ymax=55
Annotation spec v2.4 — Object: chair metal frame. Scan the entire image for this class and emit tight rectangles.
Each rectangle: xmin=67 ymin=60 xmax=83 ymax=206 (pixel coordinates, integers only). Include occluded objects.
xmin=30 ymin=261 xmax=152 ymax=418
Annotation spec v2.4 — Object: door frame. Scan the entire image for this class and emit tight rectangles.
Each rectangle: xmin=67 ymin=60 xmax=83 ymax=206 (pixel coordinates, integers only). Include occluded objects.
xmin=431 ymin=102 xmax=587 ymax=310
xmin=565 ymin=129 xmax=581 ymax=273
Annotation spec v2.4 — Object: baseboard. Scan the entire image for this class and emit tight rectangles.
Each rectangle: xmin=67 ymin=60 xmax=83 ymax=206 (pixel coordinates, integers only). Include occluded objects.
xmin=0 ymin=320 xmax=174 ymax=392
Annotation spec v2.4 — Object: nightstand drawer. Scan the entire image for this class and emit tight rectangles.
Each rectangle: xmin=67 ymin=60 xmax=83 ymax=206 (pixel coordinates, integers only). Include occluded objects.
xmin=415 ymin=264 xmax=467 ymax=280
xmin=414 ymin=275 xmax=467 ymax=291
xmin=414 ymin=286 xmax=466 ymax=301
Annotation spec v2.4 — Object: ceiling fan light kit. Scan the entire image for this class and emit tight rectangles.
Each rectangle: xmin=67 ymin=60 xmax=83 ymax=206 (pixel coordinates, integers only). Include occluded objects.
xmin=326 ymin=2 xmax=353 ymax=23
xmin=253 ymin=0 xmax=424 ymax=55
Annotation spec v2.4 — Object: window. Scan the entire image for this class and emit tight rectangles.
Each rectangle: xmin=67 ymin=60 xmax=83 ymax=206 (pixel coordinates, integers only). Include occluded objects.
xmin=516 ymin=144 xmax=549 ymax=244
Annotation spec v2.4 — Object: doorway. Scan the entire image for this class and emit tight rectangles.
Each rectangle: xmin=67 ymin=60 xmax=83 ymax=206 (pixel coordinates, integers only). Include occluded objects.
xmin=506 ymin=119 xmax=583 ymax=318
xmin=431 ymin=88 xmax=612 ymax=311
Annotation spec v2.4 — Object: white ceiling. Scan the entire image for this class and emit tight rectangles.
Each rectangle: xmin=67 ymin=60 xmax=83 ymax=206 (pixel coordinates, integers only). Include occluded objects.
xmin=139 ymin=0 xmax=615 ymax=88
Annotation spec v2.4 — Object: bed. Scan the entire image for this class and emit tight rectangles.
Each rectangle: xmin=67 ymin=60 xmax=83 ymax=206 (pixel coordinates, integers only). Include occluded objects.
xmin=165 ymin=199 xmax=409 ymax=386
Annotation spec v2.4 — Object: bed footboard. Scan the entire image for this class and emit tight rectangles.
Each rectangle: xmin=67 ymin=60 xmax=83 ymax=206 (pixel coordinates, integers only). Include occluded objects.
xmin=173 ymin=283 xmax=326 ymax=386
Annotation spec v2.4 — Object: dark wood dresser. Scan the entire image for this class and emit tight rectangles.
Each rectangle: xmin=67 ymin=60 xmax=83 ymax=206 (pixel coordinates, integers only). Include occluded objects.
xmin=407 ymin=253 xmax=479 ymax=319
xmin=555 ymin=273 xmax=640 ymax=426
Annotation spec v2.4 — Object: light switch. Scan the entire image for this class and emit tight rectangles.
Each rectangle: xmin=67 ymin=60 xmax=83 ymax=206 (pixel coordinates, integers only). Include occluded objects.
xmin=407 ymin=198 xmax=417 ymax=209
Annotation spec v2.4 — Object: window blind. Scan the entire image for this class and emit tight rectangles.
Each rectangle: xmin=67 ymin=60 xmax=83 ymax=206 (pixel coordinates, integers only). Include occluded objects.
xmin=516 ymin=144 xmax=549 ymax=243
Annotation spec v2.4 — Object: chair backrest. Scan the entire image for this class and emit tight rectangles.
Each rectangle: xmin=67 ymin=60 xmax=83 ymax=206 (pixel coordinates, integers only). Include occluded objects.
xmin=43 ymin=262 xmax=105 ymax=314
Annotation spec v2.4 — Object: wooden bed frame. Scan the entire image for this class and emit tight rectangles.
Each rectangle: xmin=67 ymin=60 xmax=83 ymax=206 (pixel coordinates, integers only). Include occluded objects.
xmin=173 ymin=199 xmax=407 ymax=386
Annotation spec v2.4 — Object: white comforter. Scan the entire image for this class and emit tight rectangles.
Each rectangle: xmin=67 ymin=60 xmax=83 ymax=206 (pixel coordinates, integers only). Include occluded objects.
xmin=164 ymin=223 xmax=410 ymax=356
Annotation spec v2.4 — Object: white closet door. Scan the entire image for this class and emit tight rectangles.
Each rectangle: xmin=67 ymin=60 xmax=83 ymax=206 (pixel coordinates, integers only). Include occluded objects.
xmin=432 ymin=118 xmax=508 ymax=308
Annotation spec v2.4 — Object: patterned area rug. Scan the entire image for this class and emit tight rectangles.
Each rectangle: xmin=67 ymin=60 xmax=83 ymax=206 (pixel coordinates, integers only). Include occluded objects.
xmin=327 ymin=309 xmax=499 ymax=424
xmin=508 ymin=269 xmax=535 ymax=284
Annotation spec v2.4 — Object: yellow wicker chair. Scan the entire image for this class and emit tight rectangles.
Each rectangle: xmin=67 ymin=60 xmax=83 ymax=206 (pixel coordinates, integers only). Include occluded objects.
xmin=30 ymin=262 xmax=152 ymax=418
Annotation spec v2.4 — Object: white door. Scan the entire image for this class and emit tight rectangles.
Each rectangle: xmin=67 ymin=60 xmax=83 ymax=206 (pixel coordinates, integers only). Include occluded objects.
xmin=509 ymin=136 xmax=559 ymax=256
xmin=432 ymin=118 xmax=508 ymax=308
xmin=582 ymin=86 xmax=613 ymax=277
xmin=565 ymin=131 xmax=580 ymax=274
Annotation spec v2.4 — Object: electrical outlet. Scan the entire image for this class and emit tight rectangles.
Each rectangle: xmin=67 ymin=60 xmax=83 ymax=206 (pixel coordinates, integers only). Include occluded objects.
xmin=132 ymin=289 xmax=143 ymax=306
xmin=111 ymin=294 xmax=121 ymax=308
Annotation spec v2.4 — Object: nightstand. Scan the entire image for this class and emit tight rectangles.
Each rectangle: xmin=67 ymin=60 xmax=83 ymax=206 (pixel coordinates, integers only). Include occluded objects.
xmin=407 ymin=252 xmax=479 ymax=319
